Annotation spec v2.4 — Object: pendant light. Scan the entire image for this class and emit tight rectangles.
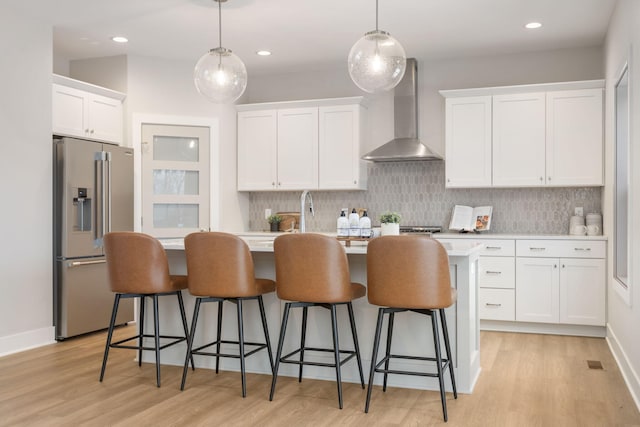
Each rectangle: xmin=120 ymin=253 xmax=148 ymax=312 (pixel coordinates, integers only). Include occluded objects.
xmin=194 ymin=0 xmax=247 ymax=103
xmin=348 ymin=0 xmax=406 ymax=93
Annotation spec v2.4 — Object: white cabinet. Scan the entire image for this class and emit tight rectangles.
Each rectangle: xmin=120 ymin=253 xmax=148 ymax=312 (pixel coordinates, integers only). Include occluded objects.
xmin=444 ymin=96 xmax=492 ymax=187
xmin=237 ymin=97 xmax=366 ymax=191
xmin=52 ymin=75 xmax=124 ymax=144
xmin=492 ymin=93 xmax=546 ymax=186
xmin=515 ymin=240 xmax=606 ymax=326
xmin=546 ymin=89 xmax=603 ymax=186
xmin=237 ymin=107 xmax=317 ymax=191
xmin=237 ymin=110 xmax=277 ymax=190
xmin=276 ymin=108 xmax=319 ymax=190
xmin=440 ymin=81 xmax=604 ymax=188
xmin=438 ymin=238 xmax=516 ymax=321
xmin=318 ymin=104 xmax=366 ymax=190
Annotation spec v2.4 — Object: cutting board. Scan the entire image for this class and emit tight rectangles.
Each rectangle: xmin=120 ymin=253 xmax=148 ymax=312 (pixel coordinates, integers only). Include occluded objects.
xmin=276 ymin=212 xmax=300 ymax=231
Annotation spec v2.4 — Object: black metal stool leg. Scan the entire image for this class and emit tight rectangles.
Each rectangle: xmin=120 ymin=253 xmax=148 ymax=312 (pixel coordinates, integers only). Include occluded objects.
xmin=298 ymin=306 xmax=308 ymax=382
xmin=258 ymin=296 xmax=274 ymax=374
xmin=215 ymin=300 xmax=223 ymax=374
xmin=431 ymin=311 xmax=448 ymax=422
xmin=347 ymin=302 xmax=365 ymax=388
xmin=382 ymin=311 xmax=395 ymax=392
xmin=100 ymin=294 xmax=121 ymax=382
xmin=181 ymin=298 xmax=202 ymax=391
xmin=365 ymin=308 xmax=385 ymax=413
xmin=270 ymin=302 xmax=291 ymax=401
xmin=330 ymin=304 xmax=344 ymax=410
xmin=177 ymin=291 xmax=195 ymax=370
xmin=440 ymin=308 xmax=457 ymax=399
xmin=153 ymin=295 xmax=161 ymax=388
xmin=138 ymin=295 xmax=146 ymax=367
xmin=237 ymin=299 xmax=247 ymax=398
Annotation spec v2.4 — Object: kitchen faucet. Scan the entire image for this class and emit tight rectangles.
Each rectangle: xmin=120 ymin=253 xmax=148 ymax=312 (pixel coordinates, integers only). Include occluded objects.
xmin=299 ymin=190 xmax=314 ymax=233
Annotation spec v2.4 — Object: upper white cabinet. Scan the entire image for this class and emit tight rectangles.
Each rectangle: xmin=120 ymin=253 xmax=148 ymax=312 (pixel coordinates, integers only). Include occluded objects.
xmin=318 ymin=104 xmax=366 ymax=190
xmin=546 ymin=89 xmax=603 ymax=186
xmin=444 ymin=96 xmax=492 ymax=187
xmin=492 ymin=93 xmax=546 ymax=186
xmin=440 ymin=80 xmax=604 ymax=188
xmin=52 ymin=75 xmax=125 ymax=144
xmin=277 ymin=108 xmax=319 ymax=190
xmin=237 ymin=97 xmax=367 ymax=191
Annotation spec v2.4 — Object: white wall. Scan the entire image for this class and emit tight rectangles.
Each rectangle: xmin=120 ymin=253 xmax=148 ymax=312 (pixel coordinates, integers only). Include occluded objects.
xmin=0 ymin=8 xmax=55 ymax=353
xmin=603 ymin=0 xmax=640 ymax=407
xmin=70 ymin=55 xmax=128 ymax=93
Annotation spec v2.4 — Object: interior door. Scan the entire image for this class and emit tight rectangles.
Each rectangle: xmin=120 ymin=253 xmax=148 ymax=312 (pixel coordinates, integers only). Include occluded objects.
xmin=141 ymin=124 xmax=210 ymax=238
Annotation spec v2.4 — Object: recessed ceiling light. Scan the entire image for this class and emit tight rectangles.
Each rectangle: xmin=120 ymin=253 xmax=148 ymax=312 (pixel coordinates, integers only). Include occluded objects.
xmin=525 ymin=22 xmax=542 ymax=29
xmin=256 ymin=50 xmax=272 ymax=56
xmin=111 ymin=36 xmax=129 ymax=43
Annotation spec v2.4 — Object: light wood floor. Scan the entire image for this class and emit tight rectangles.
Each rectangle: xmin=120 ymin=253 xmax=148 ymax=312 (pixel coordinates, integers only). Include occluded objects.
xmin=0 ymin=327 xmax=638 ymax=426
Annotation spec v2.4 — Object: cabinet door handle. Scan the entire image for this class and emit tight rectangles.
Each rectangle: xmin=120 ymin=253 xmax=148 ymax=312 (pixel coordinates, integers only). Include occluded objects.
xmin=485 ymin=303 xmax=502 ymax=307
xmin=548 ymin=176 xmax=552 ymax=181
xmin=529 ymin=247 xmax=546 ymax=251
xmin=485 ymin=271 xmax=502 ymax=275
xmin=485 ymin=246 xmax=502 ymax=250
xmin=562 ymin=264 xmax=566 ymax=268
xmin=539 ymin=177 xmax=543 ymax=182
xmin=574 ymin=247 xmax=592 ymax=251
xmin=554 ymin=264 xmax=558 ymax=268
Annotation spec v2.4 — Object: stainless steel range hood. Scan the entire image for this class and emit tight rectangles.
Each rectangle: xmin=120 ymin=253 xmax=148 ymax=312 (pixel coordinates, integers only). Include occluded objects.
xmin=362 ymin=58 xmax=443 ymax=162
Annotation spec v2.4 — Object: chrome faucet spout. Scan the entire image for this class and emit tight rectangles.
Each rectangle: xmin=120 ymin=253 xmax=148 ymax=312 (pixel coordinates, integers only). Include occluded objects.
xmin=300 ymin=190 xmax=314 ymax=233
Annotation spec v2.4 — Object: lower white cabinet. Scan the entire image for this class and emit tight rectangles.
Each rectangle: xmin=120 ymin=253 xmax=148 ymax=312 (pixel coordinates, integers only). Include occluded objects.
xmin=515 ymin=240 xmax=606 ymax=327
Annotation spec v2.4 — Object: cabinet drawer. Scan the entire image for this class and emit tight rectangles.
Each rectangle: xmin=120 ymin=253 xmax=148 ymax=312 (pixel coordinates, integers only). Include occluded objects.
xmin=478 ymin=257 xmax=515 ymax=288
xmin=479 ymin=289 xmax=515 ymax=321
xmin=436 ymin=238 xmax=515 ymax=256
xmin=516 ymin=239 xmax=605 ymax=258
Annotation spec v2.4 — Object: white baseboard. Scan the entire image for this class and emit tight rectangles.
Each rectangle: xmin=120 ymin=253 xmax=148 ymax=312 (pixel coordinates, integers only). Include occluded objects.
xmin=481 ymin=320 xmax=606 ymax=337
xmin=606 ymin=324 xmax=640 ymax=413
xmin=0 ymin=326 xmax=56 ymax=357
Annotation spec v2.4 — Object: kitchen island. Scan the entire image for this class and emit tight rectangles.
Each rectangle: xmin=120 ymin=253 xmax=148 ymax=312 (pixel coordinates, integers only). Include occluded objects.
xmin=157 ymin=235 xmax=483 ymax=394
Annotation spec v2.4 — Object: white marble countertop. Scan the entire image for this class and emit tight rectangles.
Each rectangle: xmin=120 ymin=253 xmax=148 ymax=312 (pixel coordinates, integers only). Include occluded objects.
xmin=160 ymin=233 xmax=484 ymax=257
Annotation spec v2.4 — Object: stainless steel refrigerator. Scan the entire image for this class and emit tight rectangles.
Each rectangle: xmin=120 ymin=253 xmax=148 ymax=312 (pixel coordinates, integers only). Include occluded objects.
xmin=53 ymin=136 xmax=134 ymax=340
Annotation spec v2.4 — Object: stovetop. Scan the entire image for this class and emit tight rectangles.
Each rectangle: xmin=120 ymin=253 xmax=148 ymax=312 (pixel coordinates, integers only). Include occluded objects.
xmin=399 ymin=225 xmax=442 ymax=234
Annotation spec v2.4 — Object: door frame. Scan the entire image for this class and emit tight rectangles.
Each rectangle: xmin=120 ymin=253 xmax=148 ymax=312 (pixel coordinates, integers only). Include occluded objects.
xmin=132 ymin=113 xmax=220 ymax=233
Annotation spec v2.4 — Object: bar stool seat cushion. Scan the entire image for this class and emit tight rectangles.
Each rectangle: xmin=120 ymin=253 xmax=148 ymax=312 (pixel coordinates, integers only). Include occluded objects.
xmin=350 ymin=283 xmax=366 ymax=300
xmin=256 ymin=278 xmax=276 ymax=294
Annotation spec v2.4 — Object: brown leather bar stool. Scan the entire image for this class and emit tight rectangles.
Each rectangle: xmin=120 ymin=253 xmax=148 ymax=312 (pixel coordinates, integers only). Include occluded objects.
xmin=100 ymin=232 xmax=193 ymax=387
xmin=365 ymin=235 xmax=457 ymax=421
xmin=181 ymin=232 xmax=275 ymax=397
xmin=270 ymin=233 xmax=366 ymax=409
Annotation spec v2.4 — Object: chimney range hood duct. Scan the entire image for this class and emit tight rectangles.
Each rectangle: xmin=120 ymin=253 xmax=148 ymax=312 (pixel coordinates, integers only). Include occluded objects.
xmin=362 ymin=58 xmax=443 ymax=162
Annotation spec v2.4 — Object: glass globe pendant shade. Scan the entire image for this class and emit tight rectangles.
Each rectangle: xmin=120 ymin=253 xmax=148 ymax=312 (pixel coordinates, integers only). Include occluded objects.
xmin=194 ymin=47 xmax=247 ymax=103
xmin=348 ymin=30 xmax=406 ymax=93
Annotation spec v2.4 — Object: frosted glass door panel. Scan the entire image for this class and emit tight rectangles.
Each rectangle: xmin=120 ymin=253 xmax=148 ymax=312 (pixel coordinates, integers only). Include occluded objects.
xmin=142 ymin=124 xmax=210 ymax=237
xmin=153 ymin=204 xmax=199 ymax=229
xmin=153 ymin=170 xmax=199 ymax=195
xmin=153 ymin=136 xmax=200 ymax=162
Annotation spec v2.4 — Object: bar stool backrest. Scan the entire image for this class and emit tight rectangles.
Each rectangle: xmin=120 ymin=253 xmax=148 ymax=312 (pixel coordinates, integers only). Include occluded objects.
xmin=274 ymin=233 xmax=352 ymax=303
xmin=104 ymin=232 xmax=171 ymax=294
xmin=367 ymin=236 xmax=454 ymax=309
xmin=184 ymin=232 xmax=257 ymax=298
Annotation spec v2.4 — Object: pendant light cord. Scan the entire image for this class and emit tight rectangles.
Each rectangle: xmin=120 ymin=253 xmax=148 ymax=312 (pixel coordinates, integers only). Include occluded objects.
xmin=375 ymin=0 xmax=379 ymax=31
xmin=218 ymin=0 xmax=222 ymax=48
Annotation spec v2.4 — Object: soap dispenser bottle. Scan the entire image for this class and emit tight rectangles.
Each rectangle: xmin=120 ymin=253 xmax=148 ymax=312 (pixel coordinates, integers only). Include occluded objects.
xmin=359 ymin=210 xmax=372 ymax=238
xmin=349 ymin=208 xmax=361 ymax=237
xmin=337 ymin=209 xmax=349 ymax=237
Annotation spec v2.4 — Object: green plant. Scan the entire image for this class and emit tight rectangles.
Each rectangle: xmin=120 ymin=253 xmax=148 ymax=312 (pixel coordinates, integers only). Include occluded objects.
xmin=379 ymin=212 xmax=401 ymax=224
xmin=267 ymin=214 xmax=282 ymax=224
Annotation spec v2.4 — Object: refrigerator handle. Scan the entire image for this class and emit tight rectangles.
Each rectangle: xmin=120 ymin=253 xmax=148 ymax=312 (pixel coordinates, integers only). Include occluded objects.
xmin=94 ymin=151 xmax=107 ymax=245
xmin=106 ymin=152 xmax=112 ymax=234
